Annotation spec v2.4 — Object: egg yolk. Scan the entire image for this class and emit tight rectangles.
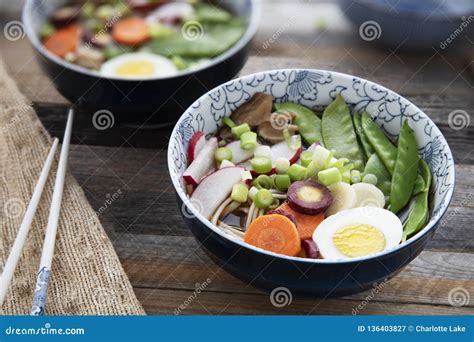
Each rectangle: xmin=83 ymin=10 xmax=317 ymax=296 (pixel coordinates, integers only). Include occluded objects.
xmin=332 ymin=224 xmax=385 ymax=258
xmin=116 ymin=60 xmax=155 ymax=76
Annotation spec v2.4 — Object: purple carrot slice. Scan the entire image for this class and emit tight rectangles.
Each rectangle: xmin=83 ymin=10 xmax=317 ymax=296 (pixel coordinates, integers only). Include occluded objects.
xmin=287 ymin=180 xmax=332 ymax=215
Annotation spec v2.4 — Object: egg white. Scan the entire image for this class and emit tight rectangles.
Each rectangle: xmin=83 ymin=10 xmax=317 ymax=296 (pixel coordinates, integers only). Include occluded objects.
xmin=313 ymin=207 xmax=403 ymax=260
xmin=100 ymin=53 xmax=178 ymax=79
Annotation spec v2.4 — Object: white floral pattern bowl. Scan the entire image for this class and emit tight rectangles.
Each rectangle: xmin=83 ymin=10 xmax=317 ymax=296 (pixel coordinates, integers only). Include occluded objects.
xmin=168 ymin=69 xmax=455 ymax=296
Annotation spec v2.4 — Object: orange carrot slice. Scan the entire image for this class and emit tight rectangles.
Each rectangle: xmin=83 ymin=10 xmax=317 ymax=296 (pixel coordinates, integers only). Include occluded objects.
xmin=43 ymin=25 xmax=79 ymax=57
xmin=244 ymin=214 xmax=301 ymax=256
xmin=112 ymin=17 xmax=150 ymax=46
xmin=277 ymin=202 xmax=325 ymax=240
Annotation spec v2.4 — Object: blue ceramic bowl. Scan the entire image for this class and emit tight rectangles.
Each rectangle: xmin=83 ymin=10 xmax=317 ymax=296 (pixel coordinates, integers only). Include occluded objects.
xmin=339 ymin=0 xmax=474 ymax=50
xmin=22 ymin=0 xmax=260 ymax=126
xmin=168 ymin=69 xmax=455 ymax=296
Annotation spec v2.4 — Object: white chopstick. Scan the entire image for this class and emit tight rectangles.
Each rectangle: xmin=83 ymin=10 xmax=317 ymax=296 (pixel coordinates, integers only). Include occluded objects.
xmin=0 ymin=138 xmax=59 ymax=306
xmin=31 ymin=109 xmax=74 ymax=316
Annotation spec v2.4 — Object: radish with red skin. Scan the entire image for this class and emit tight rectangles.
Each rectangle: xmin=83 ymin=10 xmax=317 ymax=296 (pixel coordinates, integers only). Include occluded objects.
xmin=190 ymin=166 xmax=245 ymax=219
xmin=187 ymin=131 xmax=206 ymax=163
xmin=301 ymin=239 xmax=321 ymax=259
xmin=287 ymin=180 xmax=332 ymax=215
xmin=183 ymin=137 xmax=217 ymax=185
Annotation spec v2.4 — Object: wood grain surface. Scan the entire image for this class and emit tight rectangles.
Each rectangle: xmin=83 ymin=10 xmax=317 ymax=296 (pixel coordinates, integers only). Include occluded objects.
xmin=0 ymin=1 xmax=473 ymax=315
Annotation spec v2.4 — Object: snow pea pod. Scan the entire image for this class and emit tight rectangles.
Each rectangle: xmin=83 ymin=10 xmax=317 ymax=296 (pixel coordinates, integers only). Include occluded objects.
xmin=363 ymin=153 xmax=391 ymax=196
xmin=412 ymin=174 xmax=425 ymax=195
xmin=403 ymin=159 xmax=432 ymax=238
xmin=361 ymin=111 xmax=397 ymax=174
xmin=390 ymin=120 xmax=420 ymax=214
xmin=322 ymin=95 xmax=365 ymax=171
xmin=275 ymin=102 xmax=323 ymax=145
xmin=353 ymin=112 xmax=374 ymax=158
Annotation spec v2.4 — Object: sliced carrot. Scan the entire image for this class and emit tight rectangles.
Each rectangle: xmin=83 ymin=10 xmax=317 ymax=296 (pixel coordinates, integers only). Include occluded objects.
xmin=277 ymin=202 xmax=325 ymax=240
xmin=112 ymin=17 xmax=150 ymax=46
xmin=43 ymin=25 xmax=79 ymax=57
xmin=244 ymin=214 xmax=301 ymax=257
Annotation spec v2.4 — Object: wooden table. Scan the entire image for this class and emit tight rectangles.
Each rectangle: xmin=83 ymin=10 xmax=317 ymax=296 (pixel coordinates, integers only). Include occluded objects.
xmin=1 ymin=2 xmax=473 ymax=315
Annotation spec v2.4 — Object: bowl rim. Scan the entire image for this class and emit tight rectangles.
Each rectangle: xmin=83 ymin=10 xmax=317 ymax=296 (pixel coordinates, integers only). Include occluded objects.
xmin=22 ymin=0 xmax=261 ymax=82
xmin=168 ymin=68 xmax=456 ymax=265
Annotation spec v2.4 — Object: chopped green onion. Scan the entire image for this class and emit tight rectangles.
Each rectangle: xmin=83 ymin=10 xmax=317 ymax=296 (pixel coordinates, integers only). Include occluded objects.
xmin=274 ymin=174 xmax=291 ymax=191
xmin=231 ymin=183 xmax=249 ymax=203
xmin=150 ymin=23 xmax=175 ymax=39
xmin=248 ymin=186 xmax=259 ymax=200
xmin=288 ymin=164 xmax=307 ymax=182
xmin=223 ymin=117 xmax=236 ymax=128
xmin=283 ymin=129 xmax=302 ymax=150
xmin=350 ymin=170 xmax=361 ymax=184
xmin=268 ymin=198 xmax=280 ymax=210
xmin=318 ymin=167 xmax=342 ymax=186
xmin=304 ymin=160 xmax=318 ymax=180
xmin=254 ymin=175 xmax=273 ymax=189
xmin=240 ymin=131 xmax=257 ymax=150
xmin=342 ymin=170 xmax=351 ymax=184
xmin=339 ymin=163 xmax=355 ymax=174
xmin=275 ymin=158 xmax=290 ymax=174
xmin=362 ymin=173 xmax=378 ymax=185
xmin=329 ymin=157 xmax=349 ymax=169
xmin=299 ymin=150 xmax=313 ymax=167
xmin=254 ymin=189 xmax=273 ymax=209
xmin=214 ymin=147 xmax=232 ymax=163
xmin=39 ymin=23 xmax=55 ymax=39
xmin=231 ymin=123 xmax=250 ymax=138
xmin=250 ymin=157 xmax=272 ymax=174
xmin=323 ymin=150 xmax=336 ymax=169
xmin=220 ymin=159 xmax=234 ymax=169
xmin=350 ymin=170 xmax=361 ymax=178
xmin=254 ymin=145 xmax=272 ymax=159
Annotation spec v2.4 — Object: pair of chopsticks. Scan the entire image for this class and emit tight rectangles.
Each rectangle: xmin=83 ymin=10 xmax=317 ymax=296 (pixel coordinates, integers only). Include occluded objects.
xmin=0 ymin=109 xmax=74 ymax=315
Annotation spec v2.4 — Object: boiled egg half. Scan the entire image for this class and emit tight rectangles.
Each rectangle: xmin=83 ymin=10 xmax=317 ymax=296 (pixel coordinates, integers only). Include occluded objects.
xmin=313 ymin=207 xmax=403 ymax=260
xmin=100 ymin=53 xmax=178 ymax=79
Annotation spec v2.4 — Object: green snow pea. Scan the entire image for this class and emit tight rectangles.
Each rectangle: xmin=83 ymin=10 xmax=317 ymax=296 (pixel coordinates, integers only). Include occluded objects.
xmin=403 ymin=159 xmax=432 ymax=239
xmin=353 ymin=112 xmax=375 ymax=158
xmin=361 ymin=111 xmax=398 ymax=174
xmin=363 ymin=154 xmax=391 ymax=196
xmin=322 ymin=95 xmax=365 ymax=171
xmin=146 ymin=19 xmax=246 ymax=58
xmin=274 ymin=102 xmax=323 ymax=145
xmin=390 ymin=120 xmax=420 ymax=214
xmin=412 ymin=174 xmax=426 ymax=195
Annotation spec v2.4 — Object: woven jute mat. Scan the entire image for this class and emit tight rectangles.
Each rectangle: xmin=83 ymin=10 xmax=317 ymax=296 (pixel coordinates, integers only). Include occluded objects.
xmin=0 ymin=58 xmax=145 ymax=315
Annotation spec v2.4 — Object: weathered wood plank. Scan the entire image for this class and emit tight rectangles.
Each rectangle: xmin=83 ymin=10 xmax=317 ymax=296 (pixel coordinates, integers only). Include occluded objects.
xmin=134 ymin=287 xmax=473 ymax=315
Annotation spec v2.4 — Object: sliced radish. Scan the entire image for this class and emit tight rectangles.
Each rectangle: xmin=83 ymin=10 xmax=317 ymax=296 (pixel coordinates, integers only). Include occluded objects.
xmin=190 ymin=166 xmax=245 ymax=219
xmin=326 ymin=182 xmax=356 ymax=216
xmin=183 ymin=137 xmax=218 ymax=186
xmin=226 ymin=140 xmax=254 ymax=164
xmin=271 ymin=141 xmax=302 ymax=165
xmin=352 ymin=183 xmax=385 ymax=208
xmin=188 ymin=131 xmax=206 ymax=163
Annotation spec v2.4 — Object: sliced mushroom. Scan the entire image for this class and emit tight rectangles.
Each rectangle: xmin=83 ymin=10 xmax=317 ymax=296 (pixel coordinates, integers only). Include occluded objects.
xmin=231 ymin=92 xmax=274 ymax=127
xmin=75 ymin=45 xmax=105 ymax=70
xmin=258 ymin=122 xmax=298 ymax=144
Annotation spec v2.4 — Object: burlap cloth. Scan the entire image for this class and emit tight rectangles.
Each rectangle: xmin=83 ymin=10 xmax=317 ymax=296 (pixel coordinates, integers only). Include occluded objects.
xmin=0 ymin=58 xmax=145 ymax=315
